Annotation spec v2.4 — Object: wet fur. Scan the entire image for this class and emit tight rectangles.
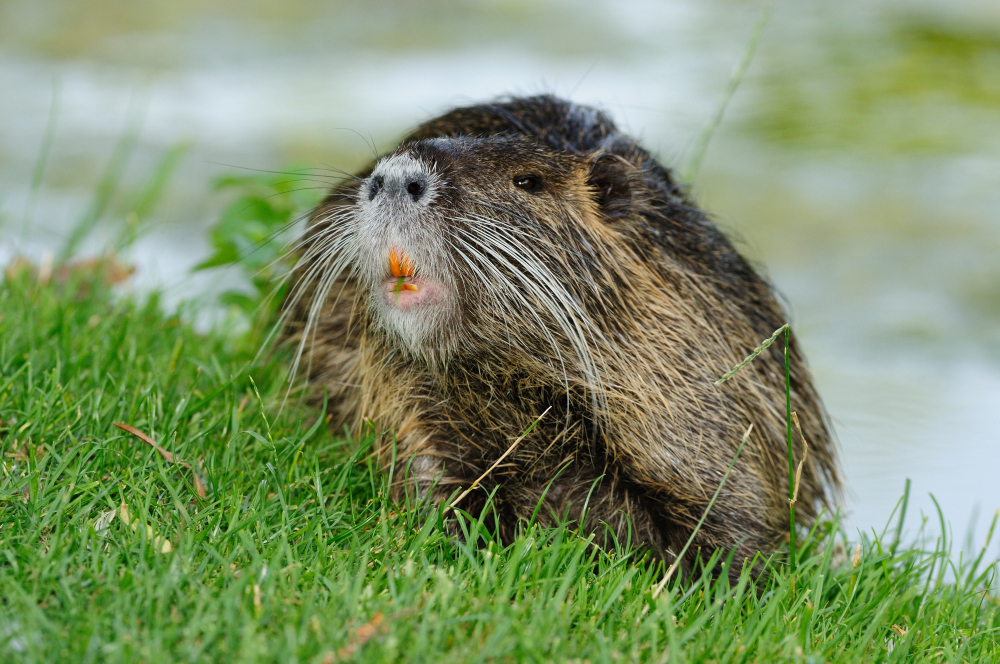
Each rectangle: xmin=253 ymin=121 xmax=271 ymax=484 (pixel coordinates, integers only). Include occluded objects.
xmin=283 ymin=95 xmax=839 ymax=576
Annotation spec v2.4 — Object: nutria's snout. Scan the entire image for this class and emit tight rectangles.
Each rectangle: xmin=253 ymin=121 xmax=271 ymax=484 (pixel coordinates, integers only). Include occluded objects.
xmin=354 ymin=151 xmax=455 ymax=353
xmin=367 ymin=172 xmax=427 ymax=202
xmin=355 ymin=152 xmax=443 ymax=282
xmin=364 ymin=153 xmax=436 ymax=208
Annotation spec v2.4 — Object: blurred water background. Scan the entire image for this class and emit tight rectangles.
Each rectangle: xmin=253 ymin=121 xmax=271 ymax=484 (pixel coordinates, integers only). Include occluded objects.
xmin=1 ymin=0 xmax=998 ymax=550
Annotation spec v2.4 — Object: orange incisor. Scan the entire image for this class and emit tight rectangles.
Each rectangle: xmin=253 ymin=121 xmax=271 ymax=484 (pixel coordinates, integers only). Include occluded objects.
xmin=389 ymin=248 xmax=418 ymax=292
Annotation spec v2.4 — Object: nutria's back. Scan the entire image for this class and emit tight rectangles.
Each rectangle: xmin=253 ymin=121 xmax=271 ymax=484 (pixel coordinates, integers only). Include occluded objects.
xmin=284 ymin=95 xmax=838 ymax=575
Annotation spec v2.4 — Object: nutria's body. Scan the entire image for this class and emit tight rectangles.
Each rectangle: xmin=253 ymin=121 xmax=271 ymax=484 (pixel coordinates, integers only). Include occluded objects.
xmin=285 ymin=95 xmax=838 ymax=574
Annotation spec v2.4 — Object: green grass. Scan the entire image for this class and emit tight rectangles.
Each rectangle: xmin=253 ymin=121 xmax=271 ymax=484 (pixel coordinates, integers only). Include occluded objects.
xmin=1 ymin=265 xmax=999 ymax=663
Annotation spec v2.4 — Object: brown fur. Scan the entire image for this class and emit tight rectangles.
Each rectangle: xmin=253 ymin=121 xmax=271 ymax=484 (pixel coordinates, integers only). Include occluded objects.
xmin=283 ymin=95 xmax=839 ymax=576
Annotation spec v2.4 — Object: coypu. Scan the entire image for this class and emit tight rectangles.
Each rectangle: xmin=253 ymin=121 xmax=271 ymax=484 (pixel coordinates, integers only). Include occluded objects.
xmin=283 ymin=95 xmax=838 ymax=574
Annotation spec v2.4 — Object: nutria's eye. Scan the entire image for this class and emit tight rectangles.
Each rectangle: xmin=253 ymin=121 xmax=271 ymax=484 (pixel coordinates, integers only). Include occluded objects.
xmin=513 ymin=175 xmax=541 ymax=192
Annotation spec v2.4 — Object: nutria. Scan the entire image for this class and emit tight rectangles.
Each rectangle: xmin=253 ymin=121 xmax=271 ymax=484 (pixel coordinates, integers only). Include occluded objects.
xmin=283 ymin=95 xmax=838 ymax=575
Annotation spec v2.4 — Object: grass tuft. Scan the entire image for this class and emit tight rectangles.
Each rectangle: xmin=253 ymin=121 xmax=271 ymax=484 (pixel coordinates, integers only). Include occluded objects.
xmin=1 ymin=266 xmax=998 ymax=662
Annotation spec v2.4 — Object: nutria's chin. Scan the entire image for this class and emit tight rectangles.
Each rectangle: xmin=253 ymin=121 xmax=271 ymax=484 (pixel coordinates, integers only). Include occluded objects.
xmin=284 ymin=95 xmax=839 ymax=579
xmin=372 ymin=276 xmax=455 ymax=357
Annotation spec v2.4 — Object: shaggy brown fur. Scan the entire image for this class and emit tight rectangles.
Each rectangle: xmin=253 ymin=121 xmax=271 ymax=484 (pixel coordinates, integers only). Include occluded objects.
xmin=283 ymin=95 xmax=838 ymax=576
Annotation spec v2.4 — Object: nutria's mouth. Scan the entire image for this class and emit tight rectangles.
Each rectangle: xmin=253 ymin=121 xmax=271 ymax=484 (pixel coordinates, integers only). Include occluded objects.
xmin=382 ymin=247 xmax=443 ymax=309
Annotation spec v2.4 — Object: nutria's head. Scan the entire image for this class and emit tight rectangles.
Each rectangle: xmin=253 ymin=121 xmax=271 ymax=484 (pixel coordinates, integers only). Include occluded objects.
xmin=336 ymin=133 xmax=643 ymax=374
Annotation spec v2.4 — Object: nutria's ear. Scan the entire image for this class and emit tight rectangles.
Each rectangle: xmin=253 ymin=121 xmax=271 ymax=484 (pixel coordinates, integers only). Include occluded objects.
xmin=587 ymin=153 xmax=632 ymax=219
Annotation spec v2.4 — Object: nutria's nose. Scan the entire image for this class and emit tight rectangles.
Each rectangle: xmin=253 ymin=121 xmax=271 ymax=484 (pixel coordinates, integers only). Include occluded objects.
xmin=406 ymin=180 xmax=425 ymax=199
xmin=366 ymin=155 xmax=431 ymax=204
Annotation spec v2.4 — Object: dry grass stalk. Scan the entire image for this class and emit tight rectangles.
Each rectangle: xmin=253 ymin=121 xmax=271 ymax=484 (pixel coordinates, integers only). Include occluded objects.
xmin=652 ymin=423 xmax=754 ymax=599
xmin=445 ymin=406 xmax=551 ymax=514
xmin=113 ymin=422 xmax=207 ymax=499
xmin=789 ymin=411 xmax=810 ymax=507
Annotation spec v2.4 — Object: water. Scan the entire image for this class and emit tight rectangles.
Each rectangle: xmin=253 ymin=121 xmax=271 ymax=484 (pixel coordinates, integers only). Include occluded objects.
xmin=1 ymin=0 xmax=998 ymax=552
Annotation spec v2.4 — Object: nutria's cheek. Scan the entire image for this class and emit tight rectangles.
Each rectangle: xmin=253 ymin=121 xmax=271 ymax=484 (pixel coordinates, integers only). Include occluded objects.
xmin=382 ymin=277 xmax=445 ymax=310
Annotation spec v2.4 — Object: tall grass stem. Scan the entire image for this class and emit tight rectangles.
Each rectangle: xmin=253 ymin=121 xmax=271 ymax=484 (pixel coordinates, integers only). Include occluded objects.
xmin=683 ymin=4 xmax=772 ymax=183
xmin=20 ymin=78 xmax=60 ymax=247
xmin=652 ymin=423 xmax=753 ymax=598
xmin=59 ymin=89 xmax=148 ymax=263
xmin=785 ymin=325 xmax=796 ymax=570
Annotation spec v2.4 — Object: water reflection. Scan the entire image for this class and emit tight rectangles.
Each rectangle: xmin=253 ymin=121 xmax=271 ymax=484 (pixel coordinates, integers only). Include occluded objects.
xmin=1 ymin=0 xmax=997 ymax=549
